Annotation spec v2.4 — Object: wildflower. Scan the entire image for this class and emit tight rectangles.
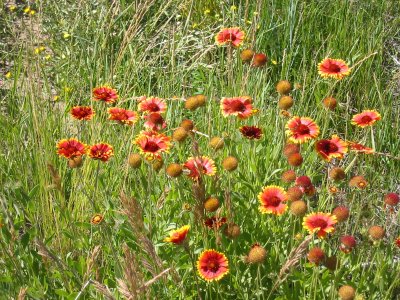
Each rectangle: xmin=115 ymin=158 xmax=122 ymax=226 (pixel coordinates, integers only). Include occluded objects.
xmin=276 ymin=80 xmax=292 ymax=95
xmin=328 ymin=186 xmax=339 ymax=194
xmin=349 ymin=175 xmax=367 ymax=189
xmin=204 ymin=197 xmax=220 ymax=212
xmin=138 ymin=97 xmax=167 ymax=113
xmin=215 ymin=27 xmax=245 ymax=47
xmin=204 ymin=9 xmax=210 ymax=15
xmin=281 ymin=170 xmax=296 ymax=183
xmin=220 ymin=96 xmax=254 ymax=119
xmin=70 ymin=106 xmax=95 ymax=121
xmin=91 ymin=214 xmax=104 ymax=225
xmin=108 ymin=107 xmax=138 ymax=125
xmin=332 ymin=206 xmax=350 ymax=222
xmin=89 ymin=143 xmax=114 ymax=162
xmin=143 ymin=112 xmax=166 ymax=131
xmin=240 ymin=49 xmax=255 ymax=62
xmin=287 ymin=186 xmax=304 ymax=201
xmin=283 ymin=143 xmax=300 ymax=157
xmin=395 ymin=237 xmax=400 ymax=248
xmin=258 ymin=185 xmax=288 ymax=216
xmin=318 ymin=58 xmax=351 ymax=80
xmin=280 ymin=110 xmax=291 ymax=118
xmin=223 ymin=223 xmax=241 ymax=239
xmin=239 ymin=125 xmax=262 ymax=140
xmin=172 ymin=127 xmax=188 ymax=142
xmin=368 ymin=226 xmax=385 ymax=241
xmin=307 ymin=247 xmax=325 ymax=265
xmin=303 ymin=212 xmax=337 ymax=238
xmin=230 ymin=5 xmax=237 ymax=11
xmin=324 ymin=256 xmax=339 ymax=271
xmin=338 ymin=285 xmax=356 ymax=300
xmin=184 ymin=156 xmax=216 ymax=179
xmin=287 ymin=152 xmax=303 ymax=167
xmin=295 ymin=176 xmax=312 ymax=188
xmin=252 ymin=53 xmax=267 ymax=67
xmin=271 ymin=60 xmax=278 ymax=65
xmin=245 ymin=243 xmax=267 ymax=264
xmin=285 ymin=116 xmax=320 ymax=144
xmin=384 ymin=192 xmax=399 ymax=206
xmin=222 ymin=156 xmax=238 ymax=171
xmin=180 ymin=119 xmax=194 ymax=131
xmin=322 ymin=97 xmax=337 ymax=110
xmin=351 ymin=110 xmax=381 ymax=128
xmin=278 ymin=96 xmax=294 ymax=110
xmin=197 ymin=249 xmax=229 ymax=282
xmin=56 ymin=138 xmax=87 ymax=159
xmin=23 ymin=7 xmax=31 ymax=14
xmin=93 ymin=86 xmax=118 ymax=103
xmin=8 ymin=5 xmax=16 ymax=12
xmin=339 ymin=235 xmax=357 ymax=253
xmin=209 ymin=137 xmax=224 ymax=150
xmin=164 ymin=225 xmax=190 ymax=245
xmin=128 ymin=153 xmax=142 ymax=168
xmin=290 ymin=200 xmax=307 ymax=217
xmin=166 ymin=163 xmax=183 ymax=177
xmin=329 ymin=167 xmax=346 ymax=181
xmin=5 ymin=72 xmax=11 ymax=79
xmin=204 ymin=217 xmax=227 ymax=229
xmin=315 ymin=135 xmax=348 ymax=161
xmin=348 ymin=141 xmax=374 ymax=154
xmin=134 ymin=131 xmax=171 ymax=160
xmin=63 ymin=32 xmax=71 ymax=39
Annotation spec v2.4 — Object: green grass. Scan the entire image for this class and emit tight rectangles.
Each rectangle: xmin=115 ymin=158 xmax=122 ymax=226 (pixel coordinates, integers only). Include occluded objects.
xmin=1 ymin=0 xmax=400 ymax=299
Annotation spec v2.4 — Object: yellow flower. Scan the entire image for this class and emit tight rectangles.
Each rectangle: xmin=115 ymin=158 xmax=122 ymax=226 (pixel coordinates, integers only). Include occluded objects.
xmin=23 ymin=7 xmax=31 ymax=14
xmin=246 ymin=20 xmax=252 ymax=25
xmin=192 ymin=23 xmax=198 ymax=29
xmin=271 ymin=60 xmax=278 ymax=65
xmin=29 ymin=10 xmax=36 ymax=15
xmin=204 ymin=9 xmax=210 ymax=15
xmin=34 ymin=46 xmax=45 ymax=54
xmin=9 ymin=5 xmax=16 ymax=12
xmin=230 ymin=5 xmax=237 ymax=11
xmin=44 ymin=55 xmax=51 ymax=60
xmin=63 ymin=32 xmax=71 ymax=39
xmin=53 ymin=95 xmax=60 ymax=101
xmin=5 ymin=72 xmax=11 ymax=79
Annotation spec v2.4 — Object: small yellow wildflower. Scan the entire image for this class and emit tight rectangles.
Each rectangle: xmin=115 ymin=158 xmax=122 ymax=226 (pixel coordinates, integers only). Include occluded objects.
xmin=53 ymin=95 xmax=60 ymax=101
xmin=29 ymin=10 xmax=36 ymax=15
xmin=9 ymin=5 xmax=17 ymax=12
xmin=44 ymin=55 xmax=51 ymax=60
xmin=230 ymin=5 xmax=237 ymax=11
xmin=63 ymin=32 xmax=70 ymax=39
xmin=5 ymin=72 xmax=12 ymax=79
xmin=23 ymin=7 xmax=31 ymax=14
xmin=192 ymin=23 xmax=198 ymax=29
xmin=204 ymin=9 xmax=210 ymax=15
xmin=271 ymin=60 xmax=278 ymax=65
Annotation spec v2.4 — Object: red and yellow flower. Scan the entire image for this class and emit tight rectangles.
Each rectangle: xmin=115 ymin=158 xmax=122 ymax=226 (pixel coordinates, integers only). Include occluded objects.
xmin=143 ymin=112 xmax=167 ymax=131
xmin=70 ymin=106 xmax=95 ymax=120
xmin=303 ymin=212 xmax=337 ymax=238
xmin=351 ymin=110 xmax=381 ymax=128
xmin=318 ymin=58 xmax=351 ymax=80
xmin=315 ymin=135 xmax=348 ymax=161
xmin=134 ymin=131 xmax=171 ymax=160
xmin=197 ymin=249 xmax=229 ymax=282
xmin=138 ymin=97 xmax=167 ymax=114
xmin=164 ymin=225 xmax=190 ymax=245
xmin=285 ymin=116 xmax=320 ymax=143
xmin=258 ymin=186 xmax=288 ymax=216
xmin=89 ymin=143 xmax=114 ymax=162
xmin=215 ymin=27 xmax=245 ymax=47
xmin=239 ymin=125 xmax=262 ymax=139
xmin=108 ymin=107 xmax=138 ymax=125
xmin=91 ymin=214 xmax=104 ymax=225
xmin=183 ymin=156 xmax=216 ymax=179
xmin=56 ymin=138 xmax=87 ymax=159
xmin=220 ymin=96 xmax=254 ymax=119
xmin=92 ymin=86 xmax=118 ymax=103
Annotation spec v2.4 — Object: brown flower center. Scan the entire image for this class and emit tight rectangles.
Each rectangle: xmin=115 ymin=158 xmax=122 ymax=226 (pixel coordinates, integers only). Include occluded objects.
xmin=268 ymin=196 xmax=282 ymax=207
xmin=144 ymin=141 xmax=161 ymax=152
xmin=311 ymin=219 xmax=327 ymax=229
xmin=146 ymin=103 xmax=160 ymax=112
xmin=296 ymin=124 xmax=310 ymax=135
xmin=360 ymin=115 xmax=372 ymax=123
xmin=328 ymin=62 xmax=341 ymax=73
xmin=207 ymin=261 xmax=219 ymax=272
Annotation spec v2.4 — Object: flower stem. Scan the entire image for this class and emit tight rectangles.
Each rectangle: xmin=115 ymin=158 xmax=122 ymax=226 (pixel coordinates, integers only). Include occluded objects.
xmin=184 ymin=244 xmax=202 ymax=300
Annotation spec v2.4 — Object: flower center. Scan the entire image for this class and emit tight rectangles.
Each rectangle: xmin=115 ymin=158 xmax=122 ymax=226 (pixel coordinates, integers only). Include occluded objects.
xmin=207 ymin=261 xmax=219 ymax=272
xmin=321 ymin=141 xmax=338 ymax=153
xmin=360 ymin=115 xmax=372 ymax=123
xmin=149 ymin=113 xmax=163 ymax=123
xmin=328 ymin=63 xmax=341 ymax=73
xmin=296 ymin=124 xmax=310 ymax=135
xmin=146 ymin=103 xmax=160 ymax=112
xmin=268 ymin=196 xmax=282 ymax=207
xmin=144 ymin=141 xmax=161 ymax=152
xmin=230 ymin=100 xmax=246 ymax=112
xmin=312 ymin=219 xmax=327 ymax=229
